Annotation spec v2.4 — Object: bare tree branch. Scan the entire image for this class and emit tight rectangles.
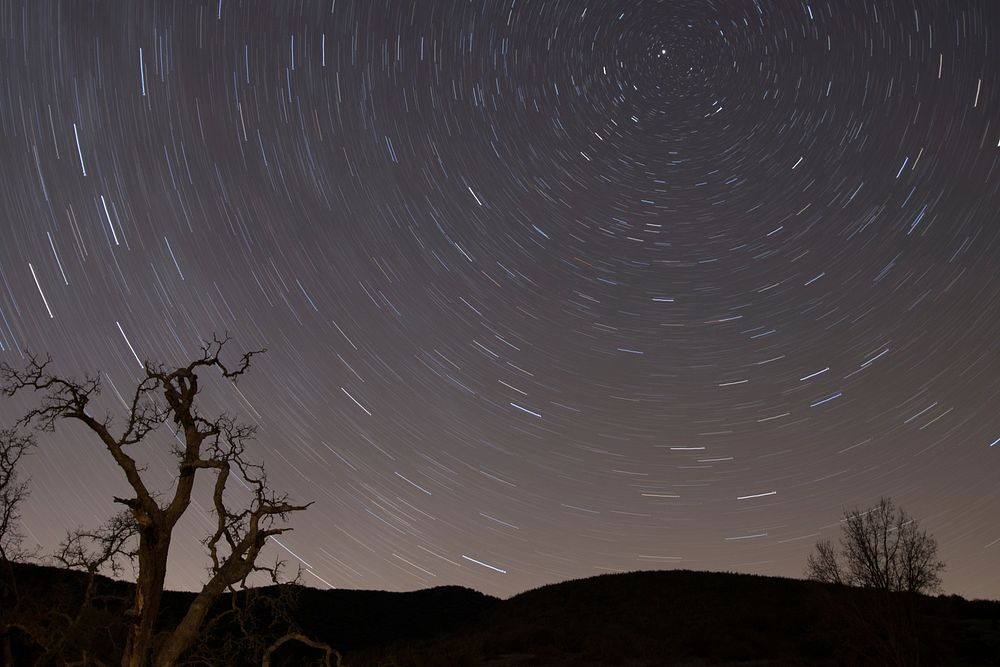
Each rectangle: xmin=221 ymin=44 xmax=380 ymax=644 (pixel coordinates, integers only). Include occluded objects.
xmin=54 ymin=512 xmax=138 ymax=579
xmin=262 ymin=633 xmax=342 ymax=667
xmin=1 ymin=355 xmax=159 ymax=519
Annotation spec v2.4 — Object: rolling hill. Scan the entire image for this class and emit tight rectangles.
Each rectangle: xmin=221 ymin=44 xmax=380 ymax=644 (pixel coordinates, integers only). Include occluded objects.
xmin=3 ymin=563 xmax=998 ymax=665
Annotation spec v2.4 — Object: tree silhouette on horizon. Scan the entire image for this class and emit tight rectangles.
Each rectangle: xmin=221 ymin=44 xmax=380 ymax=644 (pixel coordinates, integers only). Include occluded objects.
xmin=806 ymin=496 xmax=945 ymax=595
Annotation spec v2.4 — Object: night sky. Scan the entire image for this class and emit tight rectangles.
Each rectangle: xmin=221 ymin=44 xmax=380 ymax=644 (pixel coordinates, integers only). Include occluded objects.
xmin=1 ymin=0 xmax=999 ymax=600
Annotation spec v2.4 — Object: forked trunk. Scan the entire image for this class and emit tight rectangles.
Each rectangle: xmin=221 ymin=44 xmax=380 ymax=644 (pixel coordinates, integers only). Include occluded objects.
xmin=153 ymin=576 xmax=229 ymax=667
xmin=121 ymin=532 xmax=170 ymax=667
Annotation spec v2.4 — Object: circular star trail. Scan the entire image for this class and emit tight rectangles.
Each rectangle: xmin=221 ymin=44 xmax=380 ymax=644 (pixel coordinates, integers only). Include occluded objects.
xmin=1 ymin=0 xmax=999 ymax=598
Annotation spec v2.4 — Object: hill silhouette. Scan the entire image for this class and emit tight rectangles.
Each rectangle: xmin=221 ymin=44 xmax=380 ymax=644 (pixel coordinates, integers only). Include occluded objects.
xmin=3 ymin=563 xmax=999 ymax=665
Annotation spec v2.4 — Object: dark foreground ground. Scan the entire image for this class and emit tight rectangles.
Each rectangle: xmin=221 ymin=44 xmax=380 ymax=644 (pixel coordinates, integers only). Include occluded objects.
xmin=3 ymin=563 xmax=999 ymax=665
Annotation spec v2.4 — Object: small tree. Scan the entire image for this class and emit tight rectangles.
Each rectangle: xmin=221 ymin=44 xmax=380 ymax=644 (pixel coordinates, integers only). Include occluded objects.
xmin=1 ymin=336 xmax=312 ymax=667
xmin=1 ymin=429 xmax=36 ymax=664
xmin=0 ymin=429 xmax=34 ymax=567
xmin=31 ymin=512 xmax=139 ymax=664
xmin=807 ymin=496 xmax=945 ymax=594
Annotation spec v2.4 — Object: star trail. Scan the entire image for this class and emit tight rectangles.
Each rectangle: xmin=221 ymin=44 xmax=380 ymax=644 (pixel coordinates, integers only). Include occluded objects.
xmin=1 ymin=0 xmax=999 ymax=599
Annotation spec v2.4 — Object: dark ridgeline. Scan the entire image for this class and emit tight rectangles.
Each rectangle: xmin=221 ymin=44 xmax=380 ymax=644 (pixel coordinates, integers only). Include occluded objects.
xmin=3 ymin=563 xmax=998 ymax=666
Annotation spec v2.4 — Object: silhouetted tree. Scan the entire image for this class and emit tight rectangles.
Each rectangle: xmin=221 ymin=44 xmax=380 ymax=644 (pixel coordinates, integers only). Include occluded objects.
xmin=0 ymin=429 xmax=34 ymax=566
xmin=1 ymin=336 xmax=312 ymax=667
xmin=807 ymin=496 xmax=944 ymax=594
xmin=25 ymin=512 xmax=139 ymax=664
xmin=1 ymin=429 xmax=36 ymax=664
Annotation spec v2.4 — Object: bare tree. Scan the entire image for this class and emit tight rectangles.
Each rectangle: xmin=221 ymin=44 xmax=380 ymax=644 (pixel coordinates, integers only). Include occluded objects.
xmin=807 ymin=497 xmax=944 ymax=594
xmin=1 ymin=429 xmax=36 ymax=664
xmin=805 ymin=539 xmax=843 ymax=586
xmin=1 ymin=336 xmax=311 ymax=667
xmin=0 ymin=429 xmax=34 ymax=566
xmin=27 ymin=512 xmax=139 ymax=665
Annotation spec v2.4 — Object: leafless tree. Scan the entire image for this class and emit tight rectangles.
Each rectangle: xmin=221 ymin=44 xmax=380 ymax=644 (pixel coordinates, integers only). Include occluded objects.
xmin=805 ymin=539 xmax=843 ymax=586
xmin=1 ymin=335 xmax=312 ymax=667
xmin=807 ymin=497 xmax=945 ymax=594
xmin=24 ymin=512 xmax=139 ymax=665
xmin=1 ymin=429 xmax=37 ymax=664
xmin=0 ymin=429 xmax=34 ymax=567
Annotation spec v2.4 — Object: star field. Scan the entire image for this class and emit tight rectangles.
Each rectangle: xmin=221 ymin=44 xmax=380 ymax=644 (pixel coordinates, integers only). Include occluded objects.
xmin=1 ymin=0 xmax=999 ymax=599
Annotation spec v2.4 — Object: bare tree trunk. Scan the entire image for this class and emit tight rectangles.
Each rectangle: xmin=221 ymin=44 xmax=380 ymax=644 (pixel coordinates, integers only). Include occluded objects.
xmin=122 ymin=533 xmax=170 ymax=667
xmin=152 ymin=578 xmax=227 ymax=667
